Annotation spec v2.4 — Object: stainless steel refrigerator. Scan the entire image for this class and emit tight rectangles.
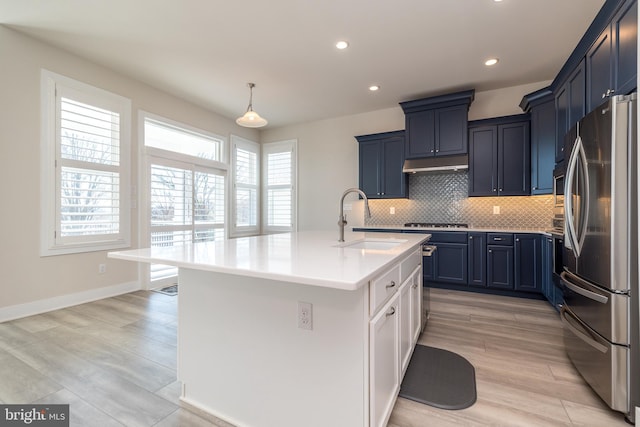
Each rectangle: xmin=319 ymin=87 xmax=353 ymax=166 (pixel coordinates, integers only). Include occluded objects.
xmin=561 ymin=93 xmax=638 ymax=423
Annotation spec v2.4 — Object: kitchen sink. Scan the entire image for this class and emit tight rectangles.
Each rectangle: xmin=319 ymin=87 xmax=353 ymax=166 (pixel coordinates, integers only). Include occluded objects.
xmin=337 ymin=238 xmax=406 ymax=250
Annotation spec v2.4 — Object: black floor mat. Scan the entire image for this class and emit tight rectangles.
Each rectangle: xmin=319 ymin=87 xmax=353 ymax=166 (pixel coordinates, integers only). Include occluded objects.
xmin=399 ymin=345 xmax=476 ymax=410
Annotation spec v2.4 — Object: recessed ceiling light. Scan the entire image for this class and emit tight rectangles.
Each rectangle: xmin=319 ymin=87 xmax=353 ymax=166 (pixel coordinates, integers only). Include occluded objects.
xmin=485 ymin=58 xmax=499 ymax=66
xmin=369 ymin=85 xmax=380 ymax=91
xmin=336 ymin=41 xmax=349 ymax=50
xmin=493 ymin=0 xmax=504 ymax=2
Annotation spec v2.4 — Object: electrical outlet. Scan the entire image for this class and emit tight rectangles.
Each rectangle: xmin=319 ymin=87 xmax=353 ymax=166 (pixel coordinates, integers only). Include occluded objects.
xmin=98 ymin=264 xmax=106 ymax=274
xmin=298 ymin=302 xmax=313 ymax=330
xmin=493 ymin=206 xmax=500 ymax=215
xmin=390 ymin=207 xmax=395 ymax=215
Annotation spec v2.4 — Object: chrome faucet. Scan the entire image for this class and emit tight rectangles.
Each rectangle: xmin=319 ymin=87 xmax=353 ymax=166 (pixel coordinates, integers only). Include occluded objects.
xmin=338 ymin=188 xmax=371 ymax=242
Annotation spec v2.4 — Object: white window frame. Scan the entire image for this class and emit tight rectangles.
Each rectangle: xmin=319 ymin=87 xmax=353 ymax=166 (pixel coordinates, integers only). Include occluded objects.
xmin=138 ymin=111 xmax=228 ymax=286
xmin=231 ymin=135 xmax=260 ymax=237
xmin=40 ymin=70 xmax=131 ymax=256
xmin=262 ymin=139 xmax=298 ymax=234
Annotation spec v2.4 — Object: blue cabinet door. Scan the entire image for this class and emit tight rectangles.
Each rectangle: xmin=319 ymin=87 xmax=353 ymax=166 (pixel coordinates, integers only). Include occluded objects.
xmin=434 ymin=243 xmax=468 ymax=285
xmin=358 ymin=141 xmax=381 ymax=198
xmin=613 ymin=0 xmax=638 ymax=97
xmin=487 ymin=245 xmax=513 ymax=289
xmin=514 ymin=234 xmax=542 ymax=293
xmin=569 ymin=60 xmax=586 ymax=129
xmin=468 ymin=233 xmax=486 ymax=287
xmin=555 ymin=60 xmax=585 ymax=163
xmin=586 ymin=26 xmax=613 ymax=112
xmin=498 ymin=122 xmax=530 ymax=196
xmin=381 ymin=135 xmax=407 ymax=198
xmin=405 ymin=110 xmax=435 ymax=158
xmin=555 ymin=84 xmax=569 ymax=162
xmin=468 ymin=126 xmax=498 ymax=196
xmin=530 ymin=98 xmax=556 ymax=195
xmin=435 ymin=105 xmax=468 ymax=156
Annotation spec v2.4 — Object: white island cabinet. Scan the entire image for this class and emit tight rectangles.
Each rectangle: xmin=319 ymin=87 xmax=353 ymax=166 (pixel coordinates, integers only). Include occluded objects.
xmin=109 ymin=231 xmax=428 ymax=427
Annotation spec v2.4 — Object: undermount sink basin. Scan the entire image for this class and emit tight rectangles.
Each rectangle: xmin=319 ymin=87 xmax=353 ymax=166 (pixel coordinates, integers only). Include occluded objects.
xmin=338 ymin=238 xmax=407 ymax=250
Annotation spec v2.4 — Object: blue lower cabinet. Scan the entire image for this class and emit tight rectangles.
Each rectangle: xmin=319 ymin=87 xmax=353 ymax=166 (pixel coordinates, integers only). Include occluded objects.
xmin=514 ymin=234 xmax=543 ymax=293
xmin=541 ymin=235 xmax=562 ymax=311
xmin=434 ymin=243 xmax=468 ymax=284
xmin=487 ymin=245 xmax=514 ymax=289
xmin=468 ymin=232 xmax=486 ymax=287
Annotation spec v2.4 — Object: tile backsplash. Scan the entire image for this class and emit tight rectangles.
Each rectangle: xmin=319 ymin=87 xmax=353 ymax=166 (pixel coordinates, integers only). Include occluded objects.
xmin=365 ymin=171 xmax=554 ymax=229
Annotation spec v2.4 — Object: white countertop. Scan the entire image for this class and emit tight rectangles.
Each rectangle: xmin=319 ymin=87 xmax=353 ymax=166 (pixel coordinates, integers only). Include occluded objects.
xmin=108 ymin=231 xmax=430 ymax=291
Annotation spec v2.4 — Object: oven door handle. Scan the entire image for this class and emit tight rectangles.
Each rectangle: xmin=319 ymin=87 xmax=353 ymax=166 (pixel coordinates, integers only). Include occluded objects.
xmin=560 ymin=271 xmax=609 ymax=304
xmin=422 ymin=245 xmax=437 ymax=257
xmin=560 ymin=305 xmax=609 ymax=353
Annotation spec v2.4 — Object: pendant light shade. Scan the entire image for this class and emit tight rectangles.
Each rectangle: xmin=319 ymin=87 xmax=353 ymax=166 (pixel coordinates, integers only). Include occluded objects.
xmin=236 ymin=83 xmax=268 ymax=128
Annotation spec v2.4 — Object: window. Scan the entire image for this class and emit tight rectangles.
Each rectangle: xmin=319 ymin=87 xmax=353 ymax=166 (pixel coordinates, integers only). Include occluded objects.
xmin=231 ymin=135 xmax=260 ymax=236
xmin=262 ymin=140 xmax=297 ymax=233
xmin=142 ymin=114 xmax=227 ymax=283
xmin=41 ymin=70 xmax=131 ymax=256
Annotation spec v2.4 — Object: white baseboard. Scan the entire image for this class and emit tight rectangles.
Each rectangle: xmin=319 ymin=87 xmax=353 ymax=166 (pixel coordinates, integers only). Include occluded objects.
xmin=0 ymin=281 xmax=141 ymax=322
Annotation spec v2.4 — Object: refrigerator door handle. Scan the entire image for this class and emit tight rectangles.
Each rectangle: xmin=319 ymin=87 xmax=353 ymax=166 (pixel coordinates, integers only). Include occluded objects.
xmin=575 ymin=137 xmax=590 ymax=254
xmin=564 ymin=133 xmax=581 ymax=256
xmin=560 ymin=271 xmax=609 ymax=304
xmin=561 ymin=305 xmax=609 ymax=353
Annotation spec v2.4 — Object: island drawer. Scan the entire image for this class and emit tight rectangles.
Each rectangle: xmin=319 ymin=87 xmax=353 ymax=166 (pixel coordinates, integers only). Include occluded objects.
xmin=400 ymin=249 xmax=421 ymax=284
xmin=370 ymin=264 xmax=401 ymax=315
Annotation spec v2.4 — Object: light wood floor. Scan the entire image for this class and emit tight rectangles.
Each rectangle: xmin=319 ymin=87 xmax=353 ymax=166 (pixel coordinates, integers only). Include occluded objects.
xmin=0 ymin=288 xmax=630 ymax=426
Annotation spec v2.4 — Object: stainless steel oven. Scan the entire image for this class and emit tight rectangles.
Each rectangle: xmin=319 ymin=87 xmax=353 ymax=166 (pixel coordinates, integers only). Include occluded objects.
xmin=552 ymin=165 xmax=565 ymax=232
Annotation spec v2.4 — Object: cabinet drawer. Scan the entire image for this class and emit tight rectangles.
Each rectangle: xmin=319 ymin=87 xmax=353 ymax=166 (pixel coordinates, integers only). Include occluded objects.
xmin=400 ymin=249 xmax=421 ymax=285
xmin=429 ymin=231 xmax=468 ymax=243
xmin=487 ymin=233 xmax=513 ymax=245
xmin=370 ymin=264 xmax=401 ymax=315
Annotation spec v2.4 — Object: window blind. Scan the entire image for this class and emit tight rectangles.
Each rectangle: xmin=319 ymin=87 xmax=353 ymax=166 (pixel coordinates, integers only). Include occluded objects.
xmin=58 ymin=97 xmax=121 ymax=239
xmin=234 ymin=145 xmax=259 ymax=229
xmin=263 ymin=141 xmax=296 ymax=232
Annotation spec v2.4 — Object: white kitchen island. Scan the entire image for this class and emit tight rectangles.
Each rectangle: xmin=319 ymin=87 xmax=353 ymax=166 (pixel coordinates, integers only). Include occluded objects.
xmin=108 ymin=231 xmax=429 ymax=427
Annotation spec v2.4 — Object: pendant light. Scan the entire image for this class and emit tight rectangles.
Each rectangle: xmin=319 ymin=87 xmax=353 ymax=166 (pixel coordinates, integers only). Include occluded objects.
xmin=236 ymin=83 xmax=268 ymax=128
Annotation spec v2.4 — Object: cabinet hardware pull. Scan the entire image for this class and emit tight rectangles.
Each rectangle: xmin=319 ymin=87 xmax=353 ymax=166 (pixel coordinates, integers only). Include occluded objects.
xmin=493 ymin=188 xmax=497 ymax=192
xmin=602 ymin=89 xmax=615 ymax=98
xmin=386 ymin=281 xmax=396 ymax=289
xmin=499 ymin=188 xmax=503 ymax=191
xmin=430 ymin=149 xmax=434 ymax=153
xmin=386 ymin=307 xmax=396 ymax=317
xmin=516 ymin=238 xmax=520 ymax=242
xmin=435 ymin=149 xmax=439 ymax=152
xmin=494 ymin=237 xmax=503 ymax=241
xmin=469 ymin=236 xmax=473 ymax=239
xmin=489 ymin=249 xmax=492 ymax=253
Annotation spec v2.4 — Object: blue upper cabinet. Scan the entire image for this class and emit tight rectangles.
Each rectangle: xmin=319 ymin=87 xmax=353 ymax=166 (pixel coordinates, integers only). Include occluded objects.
xmin=587 ymin=0 xmax=637 ymax=111
xmin=613 ymin=0 xmax=638 ymax=97
xmin=468 ymin=115 xmax=531 ymax=197
xmin=521 ymin=89 xmax=556 ymax=195
xmin=356 ymin=130 xmax=408 ymax=199
xmin=400 ymin=90 xmax=474 ymax=159
xmin=523 ymin=0 xmax=637 ymax=165
xmin=555 ymin=60 xmax=586 ymax=163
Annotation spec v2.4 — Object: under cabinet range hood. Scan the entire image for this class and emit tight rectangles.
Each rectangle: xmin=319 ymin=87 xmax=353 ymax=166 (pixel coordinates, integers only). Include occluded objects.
xmin=402 ymin=155 xmax=468 ymax=174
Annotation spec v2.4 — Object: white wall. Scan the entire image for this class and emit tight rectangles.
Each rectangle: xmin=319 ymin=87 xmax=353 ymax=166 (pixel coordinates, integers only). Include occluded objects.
xmin=260 ymin=80 xmax=552 ymax=232
xmin=0 ymin=26 xmax=259 ymax=316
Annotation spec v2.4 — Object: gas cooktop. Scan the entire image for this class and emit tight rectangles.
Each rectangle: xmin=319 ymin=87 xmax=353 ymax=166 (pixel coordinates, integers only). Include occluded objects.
xmin=404 ymin=222 xmax=469 ymax=229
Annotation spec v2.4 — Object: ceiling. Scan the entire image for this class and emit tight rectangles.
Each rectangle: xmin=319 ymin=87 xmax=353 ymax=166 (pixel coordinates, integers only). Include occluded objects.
xmin=1 ymin=0 xmax=605 ymax=128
